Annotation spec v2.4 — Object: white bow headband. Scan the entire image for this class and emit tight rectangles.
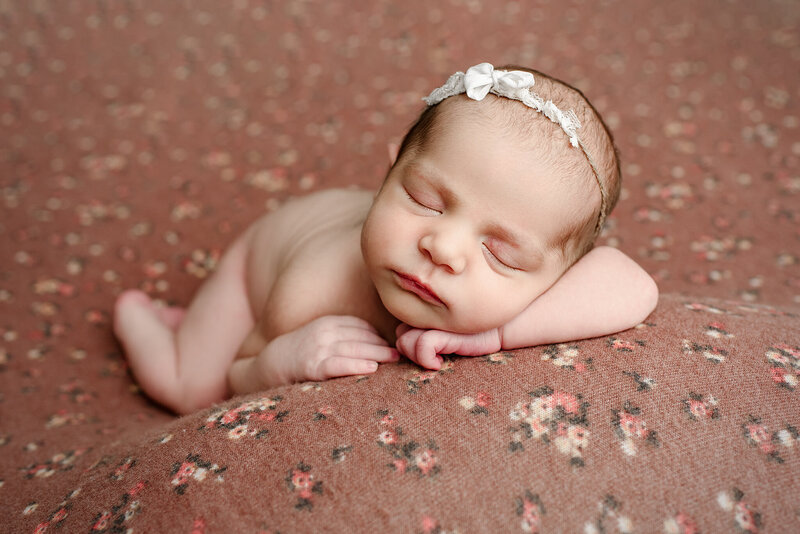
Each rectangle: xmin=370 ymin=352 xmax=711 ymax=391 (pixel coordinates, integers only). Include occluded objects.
xmin=423 ymin=62 xmax=609 ymax=235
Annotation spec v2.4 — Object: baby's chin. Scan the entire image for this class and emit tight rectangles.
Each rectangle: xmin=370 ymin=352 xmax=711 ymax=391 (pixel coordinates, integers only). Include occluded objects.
xmin=389 ymin=305 xmax=499 ymax=334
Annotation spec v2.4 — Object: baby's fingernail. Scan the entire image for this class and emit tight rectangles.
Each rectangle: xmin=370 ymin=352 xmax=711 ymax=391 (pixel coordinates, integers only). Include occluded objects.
xmin=369 ymin=361 xmax=379 ymax=372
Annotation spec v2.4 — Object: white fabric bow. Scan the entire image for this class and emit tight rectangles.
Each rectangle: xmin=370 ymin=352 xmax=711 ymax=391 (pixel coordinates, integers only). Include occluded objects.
xmin=463 ymin=62 xmax=535 ymax=101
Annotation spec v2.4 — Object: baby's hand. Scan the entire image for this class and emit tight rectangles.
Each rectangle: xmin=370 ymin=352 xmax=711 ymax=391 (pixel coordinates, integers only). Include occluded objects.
xmin=263 ymin=316 xmax=399 ymax=384
xmin=394 ymin=324 xmax=502 ymax=370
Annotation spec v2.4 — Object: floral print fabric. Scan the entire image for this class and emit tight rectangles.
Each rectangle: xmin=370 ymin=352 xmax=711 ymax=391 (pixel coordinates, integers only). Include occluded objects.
xmin=1 ymin=0 xmax=799 ymax=532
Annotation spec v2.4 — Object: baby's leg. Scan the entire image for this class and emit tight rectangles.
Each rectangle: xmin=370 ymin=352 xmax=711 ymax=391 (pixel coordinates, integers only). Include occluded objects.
xmin=114 ymin=232 xmax=255 ymax=414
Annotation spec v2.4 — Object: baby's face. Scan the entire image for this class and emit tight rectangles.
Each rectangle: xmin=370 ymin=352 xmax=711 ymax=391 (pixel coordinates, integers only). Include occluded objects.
xmin=362 ymin=104 xmax=594 ymax=333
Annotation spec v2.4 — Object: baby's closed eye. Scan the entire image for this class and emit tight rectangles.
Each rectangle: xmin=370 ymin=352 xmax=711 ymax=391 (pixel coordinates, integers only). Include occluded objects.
xmin=482 ymin=243 xmax=522 ymax=272
xmin=404 ymin=188 xmax=442 ymax=214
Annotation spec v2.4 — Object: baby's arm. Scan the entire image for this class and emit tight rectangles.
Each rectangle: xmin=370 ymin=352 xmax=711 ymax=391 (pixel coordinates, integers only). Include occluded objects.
xmin=499 ymin=246 xmax=658 ymax=348
xmin=397 ymin=246 xmax=658 ymax=369
xmin=228 ymin=315 xmax=399 ymax=395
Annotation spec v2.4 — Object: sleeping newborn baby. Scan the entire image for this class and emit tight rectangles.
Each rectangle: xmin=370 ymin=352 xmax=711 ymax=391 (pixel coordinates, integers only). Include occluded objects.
xmin=114 ymin=63 xmax=658 ymax=414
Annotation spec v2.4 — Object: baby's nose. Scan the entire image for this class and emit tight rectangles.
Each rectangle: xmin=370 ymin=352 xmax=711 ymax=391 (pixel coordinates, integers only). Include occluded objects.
xmin=419 ymin=232 xmax=467 ymax=274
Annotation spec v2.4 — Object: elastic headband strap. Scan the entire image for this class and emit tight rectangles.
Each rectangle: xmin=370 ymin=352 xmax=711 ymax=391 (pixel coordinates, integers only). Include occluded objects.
xmin=423 ymin=62 xmax=608 ymax=235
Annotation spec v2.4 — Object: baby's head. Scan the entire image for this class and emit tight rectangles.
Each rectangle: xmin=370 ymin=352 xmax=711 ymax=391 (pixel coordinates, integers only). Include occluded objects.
xmin=396 ymin=63 xmax=621 ymax=265
xmin=361 ymin=63 xmax=622 ymax=333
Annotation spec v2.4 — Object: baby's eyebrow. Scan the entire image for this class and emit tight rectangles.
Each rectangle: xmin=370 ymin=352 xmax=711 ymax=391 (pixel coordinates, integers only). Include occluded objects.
xmin=406 ymin=163 xmax=458 ymax=203
xmin=487 ymin=222 xmax=545 ymax=264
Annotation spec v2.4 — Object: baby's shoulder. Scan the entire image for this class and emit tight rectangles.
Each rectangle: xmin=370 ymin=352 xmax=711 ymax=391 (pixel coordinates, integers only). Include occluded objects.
xmin=248 ymin=188 xmax=373 ymax=253
xmin=271 ymin=188 xmax=374 ymax=229
xmin=285 ymin=187 xmax=374 ymax=213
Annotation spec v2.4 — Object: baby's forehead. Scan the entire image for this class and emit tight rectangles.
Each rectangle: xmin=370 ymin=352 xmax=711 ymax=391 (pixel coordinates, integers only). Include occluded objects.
xmin=436 ymin=93 xmax=590 ymax=155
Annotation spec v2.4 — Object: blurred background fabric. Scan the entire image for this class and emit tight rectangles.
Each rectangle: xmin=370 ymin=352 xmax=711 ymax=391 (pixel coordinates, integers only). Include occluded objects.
xmin=1 ymin=1 xmax=799 ymax=532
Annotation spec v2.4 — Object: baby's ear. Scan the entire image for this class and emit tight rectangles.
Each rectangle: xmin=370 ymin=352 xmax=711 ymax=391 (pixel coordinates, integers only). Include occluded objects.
xmin=387 ymin=142 xmax=400 ymax=164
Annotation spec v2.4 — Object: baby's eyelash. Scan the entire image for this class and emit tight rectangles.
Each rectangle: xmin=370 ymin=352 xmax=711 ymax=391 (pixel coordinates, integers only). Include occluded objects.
xmin=405 ymin=190 xmax=440 ymax=213
xmin=482 ymin=244 xmax=521 ymax=272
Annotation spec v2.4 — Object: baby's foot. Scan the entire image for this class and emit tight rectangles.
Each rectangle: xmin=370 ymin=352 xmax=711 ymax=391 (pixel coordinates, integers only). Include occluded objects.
xmin=114 ymin=290 xmax=185 ymax=331
xmin=155 ymin=306 xmax=186 ymax=330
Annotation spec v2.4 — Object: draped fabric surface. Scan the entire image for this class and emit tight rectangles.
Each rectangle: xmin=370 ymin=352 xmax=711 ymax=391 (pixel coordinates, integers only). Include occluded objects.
xmin=1 ymin=1 xmax=799 ymax=532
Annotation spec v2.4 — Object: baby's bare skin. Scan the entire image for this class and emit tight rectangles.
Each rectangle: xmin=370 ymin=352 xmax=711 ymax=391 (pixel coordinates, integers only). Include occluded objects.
xmin=114 ymin=189 xmax=402 ymax=414
xmin=238 ymin=189 xmax=399 ymax=357
xmin=114 ymin=95 xmax=659 ymax=415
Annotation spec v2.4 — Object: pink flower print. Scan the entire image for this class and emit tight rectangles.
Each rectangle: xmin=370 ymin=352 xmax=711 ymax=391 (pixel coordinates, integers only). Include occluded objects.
xmin=286 ymin=462 xmax=323 ymax=510
xmin=551 ymin=391 xmax=579 ymax=414
xmin=112 ymin=457 xmax=136 ymax=480
xmin=92 ymin=511 xmax=112 ymax=531
xmin=528 ymin=417 xmax=548 ymax=439
xmin=515 ymin=490 xmax=545 ymax=533
xmin=406 ymin=361 xmax=454 ymax=393
xmin=485 ymin=351 xmax=513 ymax=364
xmin=609 ymin=338 xmax=637 ymax=352
xmin=172 ymin=461 xmax=195 ymax=487
xmin=705 ymin=322 xmax=734 ymax=339
xmin=379 ymin=413 xmax=395 ymax=426
xmin=619 ymin=412 xmax=648 ymax=439
xmin=378 ymin=429 xmax=398 ymax=446
xmin=376 ymin=411 xmax=440 ymax=477
xmin=170 ymin=454 xmax=226 ymax=495
xmin=584 ymin=495 xmax=633 ymax=533
xmin=612 ymin=402 xmax=660 ymax=456
xmin=291 ymin=470 xmax=313 ymax=500
xmin=746 ymin=424 xmax=769 ymax=448
xmin=735 ymin=502 xmax=759 ymax=533
xmin=689 ymin=399 xmax=709 ymax=418
xmin=421 ymin=516 xmax=439 ymax=534
xmin=684 ymin=302 xmax=728 ymax=314
xmin=665 ymin=512 xmax=699 ymax=534
xmin=765 ymin=344 xmax=799 ymax=391
xmin=682 ymin=392 xmax=720 ymax=421
xmin=775 ymin=343 xmax=799 ymax=357
xmin=200 ymin=396 xmax=286 ymax=439
xmin=509 ymin=386 xmax=590 ymax=466
xmin=51 ymin=507 xmax=68 ymax=522
xmin=392 ymin=458 xmax=408 ymax=474
xmin=183 ymin=248 xmax=220 ymax=279
xmin=567 ymin=425 xmax=589 ymax=451
xmin=227 ymin=425 xmax=248 ymax=439
xmin=742 ymin=416 xmax=785 ymax=462
xmin=128 ymin=481 xmax=145 ymax=496
xmin=717 ymin=488 xmax=762 ymax=532
xmin=220 ymin=406 xmax=245 ymax=425
xmin=554 ymin=424 xmax=591 ymax=460
xmin=414 ymin=448 xmax=437 ymax=476
xmin=541 ymin=343 xmax=583 ymax=369
xmin=459 ymin=391 xmax=492 ymax=415
xmin=623 ymin=371 xmax=657 ymax=391
xmin=682 ymin=339 xmax=728 ymax=363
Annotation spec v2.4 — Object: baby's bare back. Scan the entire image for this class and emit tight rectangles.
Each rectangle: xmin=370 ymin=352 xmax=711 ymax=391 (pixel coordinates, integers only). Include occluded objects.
xmin=237 ymin=189 xmax=396 ymax=358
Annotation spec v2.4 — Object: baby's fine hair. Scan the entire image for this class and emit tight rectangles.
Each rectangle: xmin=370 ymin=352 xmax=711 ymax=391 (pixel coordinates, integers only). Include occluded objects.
xmin=392 ymin=64 xmax=622 ymax=267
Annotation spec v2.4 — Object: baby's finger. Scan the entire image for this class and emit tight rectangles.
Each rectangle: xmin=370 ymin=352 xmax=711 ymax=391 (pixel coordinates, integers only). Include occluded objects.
xmin=415 ymin=334 xmax=444 ymax=370
xmin=338 ymin=325 xmax=390 ymax=347
xmin=329 ymin=315 xmax=382 ymax=334
xmin=395 ymin=329 xmax=424 ymax=358
xmin=316 ymin=356 xmax=380 ymax=379
xmin=335 ymin=342 xmax=399 ymax=363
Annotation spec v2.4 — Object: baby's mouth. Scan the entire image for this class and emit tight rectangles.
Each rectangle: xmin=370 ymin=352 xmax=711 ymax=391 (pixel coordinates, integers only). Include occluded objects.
xmin=393 ymin=271 xmax=446 ymax=307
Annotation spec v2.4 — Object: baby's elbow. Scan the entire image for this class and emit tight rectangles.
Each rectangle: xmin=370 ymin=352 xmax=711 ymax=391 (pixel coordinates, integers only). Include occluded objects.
xmin=638 ymin=272 xmax=659 ymax=320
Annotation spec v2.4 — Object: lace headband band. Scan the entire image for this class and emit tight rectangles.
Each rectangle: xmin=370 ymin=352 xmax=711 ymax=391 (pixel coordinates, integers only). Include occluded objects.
xmin=423 ymin=62 xmax=609 ymax=236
